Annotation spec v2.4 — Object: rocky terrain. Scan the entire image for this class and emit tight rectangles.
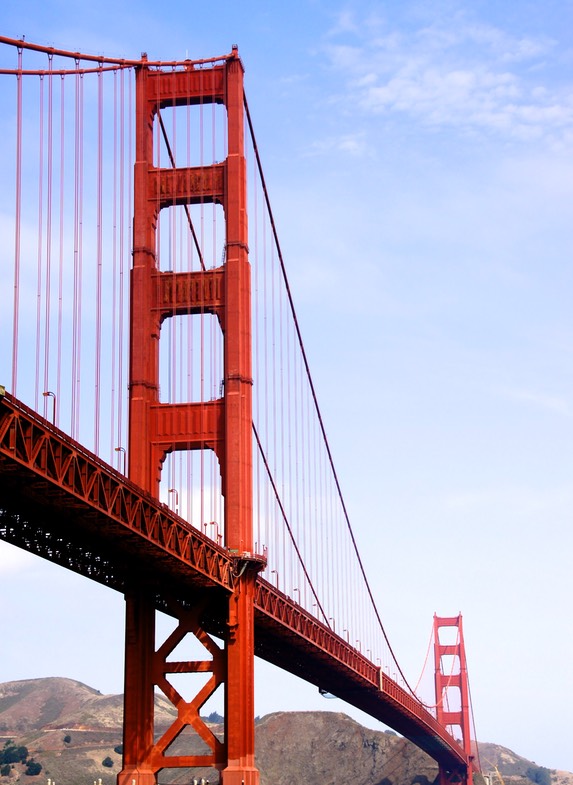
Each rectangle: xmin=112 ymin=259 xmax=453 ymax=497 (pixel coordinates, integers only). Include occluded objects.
xmin=0 ymin=678 xmax=570 ymax=785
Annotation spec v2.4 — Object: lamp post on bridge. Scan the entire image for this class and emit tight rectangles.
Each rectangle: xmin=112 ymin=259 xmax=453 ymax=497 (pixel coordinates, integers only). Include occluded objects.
xmin=42 ymin=391 xmax=56 ymax=424
xmin=210 ymin=521 xmax=222 ymax=545
xmin=114 ymin=446 xmax=126 ymax=475
xmin=168 ymin=488 xmax=179 ymax=515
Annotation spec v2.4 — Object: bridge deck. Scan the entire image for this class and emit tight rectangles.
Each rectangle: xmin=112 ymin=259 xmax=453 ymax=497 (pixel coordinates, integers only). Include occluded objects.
xmin=0 ymin=391 xmax=468 ymax=772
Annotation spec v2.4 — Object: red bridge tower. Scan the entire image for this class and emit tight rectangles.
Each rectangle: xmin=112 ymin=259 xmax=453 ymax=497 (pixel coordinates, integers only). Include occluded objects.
xmin=119 ymin=48 xmax=259 ymax=785
xmin=434 ymin=614 xmax=474 ymax=785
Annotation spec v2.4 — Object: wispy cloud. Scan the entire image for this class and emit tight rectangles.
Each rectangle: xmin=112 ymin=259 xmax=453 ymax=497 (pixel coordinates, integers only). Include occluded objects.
xmin=495 ymin=385 xmax=572 ymax=417
xmin=321 ymin=9 xmax=573 ymax=145
xmin=306 ymin=131 xmax=372 ymax=157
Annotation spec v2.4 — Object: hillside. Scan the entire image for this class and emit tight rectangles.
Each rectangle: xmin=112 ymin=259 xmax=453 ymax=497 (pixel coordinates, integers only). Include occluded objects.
xmin=0 ymin=678 xmax=570 ymax=785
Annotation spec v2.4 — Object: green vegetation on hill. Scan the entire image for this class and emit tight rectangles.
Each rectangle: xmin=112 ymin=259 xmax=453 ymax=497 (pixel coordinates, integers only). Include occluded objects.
xmin=0 ymin=741 xmax=43 ymax=777
xmin=527 ymin=767 xmax=553 ymax=785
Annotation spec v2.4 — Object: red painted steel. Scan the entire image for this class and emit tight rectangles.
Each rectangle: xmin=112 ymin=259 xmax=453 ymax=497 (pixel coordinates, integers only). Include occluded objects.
xmin=0 ymin=391 xmax=233 ymax=590
xmin=0 ymin=390 xmax=469 ymax=772
xmin=434 ymin=614 xmax=474 ymax=785
xmin=253 ymin=580 xmax=469 ymax=766
xmin=220 ymin=52 xmax=258 ymax=785
xmin=0 ymin=36 xmax=476 ymax=784
xmin=122 ymin=46 xmax=258 ymax=785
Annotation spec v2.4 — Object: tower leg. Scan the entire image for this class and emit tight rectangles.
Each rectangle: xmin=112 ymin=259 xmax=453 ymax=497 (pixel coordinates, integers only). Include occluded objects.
xmin=221 ymin=576 xmax=259 ymax=785
xmin=118 ymin=594 xmax=227 ymax=784
xmin=117 ymin=593 xmax=156 ymax=785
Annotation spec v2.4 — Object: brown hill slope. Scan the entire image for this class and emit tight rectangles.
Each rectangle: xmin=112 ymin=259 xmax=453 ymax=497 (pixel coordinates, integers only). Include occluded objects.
xmin=256 ymin=710 xmax=437 ymax=785
xmin=0 ymin=677 xmax=177 ymax=733
xmin=0 ymin=678 xmax=97 ymax=732
xmin=0 ymin=678 xmax=570 ymax=785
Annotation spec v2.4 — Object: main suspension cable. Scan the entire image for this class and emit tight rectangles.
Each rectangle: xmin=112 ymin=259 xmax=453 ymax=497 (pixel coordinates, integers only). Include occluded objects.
xmin=244 ymin=91 xmax=417 ymax=696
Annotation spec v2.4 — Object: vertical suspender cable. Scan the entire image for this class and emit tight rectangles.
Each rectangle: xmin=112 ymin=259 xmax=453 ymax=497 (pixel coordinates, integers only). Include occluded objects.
xmin=252 ymin=146 xmax=260 ymax=548
xmin=73 ymin=66 xmax=83 ymax=438
xmin=312 ymin=404 xmax=321 ymax=610
xmin=71 ymin=62 xmax=81 ymax=436
xmin=94 ymin=64 xmax=104 ymax=453
xmin=35 ymin=74 xmax=44 ymax=413
xmin=245 ymin=94 xmax=416 ymax=687
xmin=286 ymin=288 xmax=294 ymax=594
xmin=57 ymin=74 xmax=66 ymax=419
xmin=111 ymin=69 xmax=118 ymax=461
xmin=263 ymin=212 xmax=273 ymax=559
xmin=12 ymin=46 xmax=23 ymax=394
xmin=278 ymin=265 xmax=287 ymax=588
xmin=211 ymin=95 xmax=217 ymax=523
xmin=128 ymin=70 xmax=133 ymax=431
xmin=79 ymin=72 xmax=85 ymax=439
xmin=185 ymin=69 xmax=193 ymax=522
xmin=43 ymin=55 xmax=54 ymax=417
xmin=171 ymin=76 xmax=178 ymax=508
xmin=115 ymin=66 xmax=127 ymax=467
xmin=199 ymin=73 xmax=205 ymax=528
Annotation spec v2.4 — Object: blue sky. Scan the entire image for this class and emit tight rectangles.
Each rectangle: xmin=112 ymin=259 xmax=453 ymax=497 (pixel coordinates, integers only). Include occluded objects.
xmin=1 ymin=0 xmax=572 ymax=774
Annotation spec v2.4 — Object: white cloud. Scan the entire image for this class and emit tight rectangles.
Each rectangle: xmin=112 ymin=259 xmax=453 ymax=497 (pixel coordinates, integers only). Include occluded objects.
xmin=321 ymin=11 xmax=573 ymax=145
xmin=495 ymin=385 xmax=572 ymax=418
xmin=306 ymin=131 xmax=371 ymax=158
xmin=325 ymin=9 xmax=360 ymax=38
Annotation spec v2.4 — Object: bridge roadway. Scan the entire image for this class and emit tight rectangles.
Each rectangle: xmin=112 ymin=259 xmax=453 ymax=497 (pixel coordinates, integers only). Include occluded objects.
xmin=0 ymin=391 xmax=467 ymax=773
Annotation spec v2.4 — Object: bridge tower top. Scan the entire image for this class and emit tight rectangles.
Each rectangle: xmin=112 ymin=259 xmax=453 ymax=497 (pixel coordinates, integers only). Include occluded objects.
xmin=128 ymin=48 xmax=253 ymax=555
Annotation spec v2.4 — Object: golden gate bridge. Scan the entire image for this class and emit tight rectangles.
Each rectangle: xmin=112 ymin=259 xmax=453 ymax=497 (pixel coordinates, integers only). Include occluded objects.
xmin=0 ymin=36 xmax=479 ymax=785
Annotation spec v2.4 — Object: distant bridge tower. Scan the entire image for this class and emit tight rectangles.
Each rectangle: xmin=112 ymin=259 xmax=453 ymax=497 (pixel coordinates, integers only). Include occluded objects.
xmin=434 ymin=614 xmax=474 ymax=785
xmin=119 ymin=47 xmax=260 ymax=785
